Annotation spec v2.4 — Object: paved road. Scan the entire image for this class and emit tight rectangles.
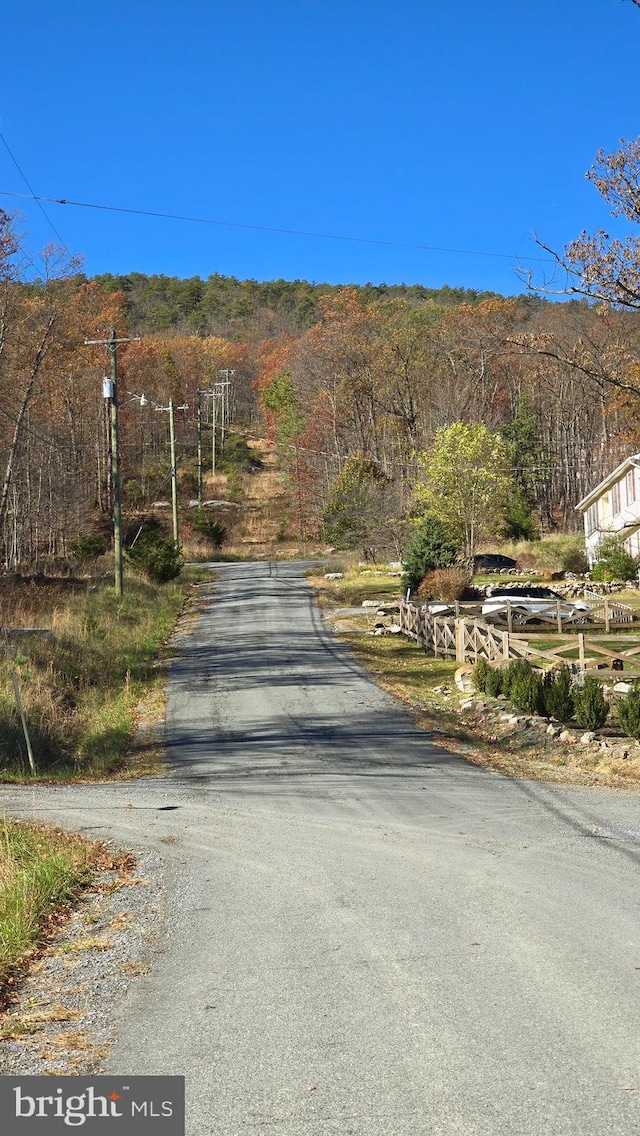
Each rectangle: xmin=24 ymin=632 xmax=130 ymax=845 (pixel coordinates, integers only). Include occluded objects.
xmin=3 ymin=560 xmax=640 ymax=1135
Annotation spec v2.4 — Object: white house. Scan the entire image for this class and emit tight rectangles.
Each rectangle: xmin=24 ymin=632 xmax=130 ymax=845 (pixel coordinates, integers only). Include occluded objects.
xmin=576 ymin=454 xmax=640 ymax=567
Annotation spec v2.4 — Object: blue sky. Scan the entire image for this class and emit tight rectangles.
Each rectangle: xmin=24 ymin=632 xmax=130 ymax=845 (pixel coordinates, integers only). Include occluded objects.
xmin=1 ymin=0 xmax=639 ymax=295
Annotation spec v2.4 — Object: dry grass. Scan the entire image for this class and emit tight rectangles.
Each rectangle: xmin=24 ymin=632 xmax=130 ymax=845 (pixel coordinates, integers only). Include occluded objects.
xmin=0 ymin=572 xmax=192 ymax=780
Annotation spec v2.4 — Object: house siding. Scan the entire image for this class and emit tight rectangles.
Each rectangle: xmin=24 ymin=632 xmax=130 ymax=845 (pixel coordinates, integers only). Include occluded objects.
xmin=577 ymin=455 xmax=640 ymax=568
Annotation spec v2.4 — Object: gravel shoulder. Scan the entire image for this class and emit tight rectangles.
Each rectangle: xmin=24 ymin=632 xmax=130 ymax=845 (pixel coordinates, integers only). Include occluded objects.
xmin=0 ymin=848 xmax=166 ymax=1075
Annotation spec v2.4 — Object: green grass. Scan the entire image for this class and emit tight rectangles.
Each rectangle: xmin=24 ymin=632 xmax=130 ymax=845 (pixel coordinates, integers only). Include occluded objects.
xmin=0 ymin=819 xmax=97 ymax=999
xmin=0 ymin=570 xmax=197 ymax=780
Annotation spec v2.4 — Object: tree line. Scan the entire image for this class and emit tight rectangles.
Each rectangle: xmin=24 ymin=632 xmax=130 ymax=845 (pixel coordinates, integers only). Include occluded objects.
xmin=2 ymin=136 xmax=640 ymax=572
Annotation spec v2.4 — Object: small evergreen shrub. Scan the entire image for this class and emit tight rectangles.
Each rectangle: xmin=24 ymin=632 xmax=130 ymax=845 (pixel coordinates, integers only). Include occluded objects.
xmin=225 ymin=468 xmax=245 ymax=502
xmin=191 ymin=509 xmax=226 ymax=548
xmin=126 ymin=517 xmax=183 ymax=584
xmin=617 ymin=686 xmax=640 ymax=740
xmin=484 ymin=667 xmax=504 ymax=697
xmin=473 ymin=658 xmax=490 ymax=693
xmin=401 ymin=514 xmax=459 ymax=593
xmin=507 ymin=660 xmax=545 ymax=714
xmin=69 ymin=532 xmax=109 ymax=562
xmin=502 ymin=659 xmax=533 ymax=699
xmin=131 ymin=537 xmax=182 ymax=584
xmin=217 ymin=434 xmax=261 ymax=474
xmin=573 ymin=675 xmax=609 ymax=731
xmin=542 ymin=667 xmax=575 ymax=723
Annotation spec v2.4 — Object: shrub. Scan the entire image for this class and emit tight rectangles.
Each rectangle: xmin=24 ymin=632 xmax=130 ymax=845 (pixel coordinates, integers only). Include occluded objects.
xmin=573 ymin=675 xmax=609 ymax=731
xmin=473 ymin=658 xmax=490 ymax=693
xmin=561 ymin=544 xmax=589 ymax=575
xmin=133 ymin=539 xmax=183 ymax=584
xmin=484 ymin=667 xmax=504 ymax=697
xmin=402 ymin=514 xmax=459 ymax=593
xmin=504 ymin=659 xmax=544 ymax=714
xmin=542 ymin=666 xmax=574 ymax=723
xmin=617 ymin=686 xmax=640 ymax=740
xmin=591 ymin=536 xmax=639 ymax=582
xmin=217 ymin=433 xmax=261 ymax=474
xmin=126 ymin=518 xmax=183 ymax=584
xmin=191 ymin=509 xmax=226 ymax=548
xmin=501 ymin=658 xmax=532 ymax=699
xmin=225 ymin=468 xmax=245 ymax=502
xmin=417 ymin=567 xmax=469 ymax=602
xmin=68 ymin=532 xmax=108 ymax=562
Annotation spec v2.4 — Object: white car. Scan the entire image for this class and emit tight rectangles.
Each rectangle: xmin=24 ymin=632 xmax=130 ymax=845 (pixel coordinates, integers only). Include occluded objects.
xmin=481 ymin=586 xmax=590 ymax=624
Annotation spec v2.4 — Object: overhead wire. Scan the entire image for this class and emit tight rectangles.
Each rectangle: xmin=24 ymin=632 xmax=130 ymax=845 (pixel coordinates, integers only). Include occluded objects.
xmin=0 ymin=188 xmax=554 ymax=265
xmin=0 ymin=134 xmax=71 ymax=256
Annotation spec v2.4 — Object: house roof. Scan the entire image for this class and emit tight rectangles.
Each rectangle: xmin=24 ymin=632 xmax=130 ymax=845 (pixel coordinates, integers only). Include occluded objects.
xmin=576 ymin=454 xmax=640 ymax=511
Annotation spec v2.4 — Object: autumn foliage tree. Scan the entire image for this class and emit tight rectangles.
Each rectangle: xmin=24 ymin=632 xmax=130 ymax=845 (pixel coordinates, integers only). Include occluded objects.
xmin=415 ymin=423 xmax=516 ymax=563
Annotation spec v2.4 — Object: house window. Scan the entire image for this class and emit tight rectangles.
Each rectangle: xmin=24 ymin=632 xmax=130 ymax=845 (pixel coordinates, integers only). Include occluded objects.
xmin=612 ymin=481 xmax=621 ymax=515
xmin=627 ymin=469 xmax=636 ymax=506
xmin=585 ymin=504 xmax=597 ymax=535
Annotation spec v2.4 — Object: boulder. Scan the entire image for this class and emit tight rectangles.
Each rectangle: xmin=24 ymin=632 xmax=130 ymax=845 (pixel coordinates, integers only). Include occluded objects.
xmin=454 ymin=666 xmax=475 ymax=693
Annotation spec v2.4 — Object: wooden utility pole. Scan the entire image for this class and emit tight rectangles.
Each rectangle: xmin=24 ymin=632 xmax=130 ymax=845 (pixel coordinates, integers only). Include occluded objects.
xmin=84 ymin=327 xmax=140 ymax=597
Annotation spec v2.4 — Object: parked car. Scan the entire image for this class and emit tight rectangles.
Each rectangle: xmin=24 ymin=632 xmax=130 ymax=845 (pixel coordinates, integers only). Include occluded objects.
xmin=481 ymin=586 xmax=590 ymax=624
xmin=472 ymin=553 xmax=519 ymax=572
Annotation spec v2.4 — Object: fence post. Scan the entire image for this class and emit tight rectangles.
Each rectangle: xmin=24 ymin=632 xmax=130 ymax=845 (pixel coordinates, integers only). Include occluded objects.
xmin=506 ymin=601 xmax=513 ymax=633
xmin=455 ymin=618 xmax=465 ymax=663
xmin=604 ymin=598 xmax=610 ymax=634
xmin=502 ymin=630 xmax=510 ymax=661
xmin=578 ymin=633 xmax=585 ymax=672
xmin=556 ymin=600 xmax=562 ymax=634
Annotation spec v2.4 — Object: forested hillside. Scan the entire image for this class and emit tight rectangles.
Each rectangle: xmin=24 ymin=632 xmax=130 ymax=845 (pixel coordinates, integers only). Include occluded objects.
xmin=88 ymin=271 xmax=504 ymax=338
xmin=3 ymin=137 xmax=640 ymax=574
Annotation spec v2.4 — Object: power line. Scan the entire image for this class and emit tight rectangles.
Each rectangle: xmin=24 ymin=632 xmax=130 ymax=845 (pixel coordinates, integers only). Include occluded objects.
xmin=0 ymin=188 xmax=553 ymax=265
xmin=0 ymin=134 xmax=71 ymax=255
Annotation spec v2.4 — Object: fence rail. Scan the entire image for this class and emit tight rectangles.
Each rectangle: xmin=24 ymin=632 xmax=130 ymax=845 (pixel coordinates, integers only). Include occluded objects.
xmin=397 ymin=601 xmax=640 ymax=673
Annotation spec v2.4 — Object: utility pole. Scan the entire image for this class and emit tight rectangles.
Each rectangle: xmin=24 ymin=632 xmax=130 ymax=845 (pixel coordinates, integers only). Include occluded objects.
xmin=212 ymin=387 xmax=218 ymax=476
xmin=217 ymin=369 xmax=234 ymax=451
xmin=169 ymin=399 xmax=178 ymax=546
xmin=85 ymin=327 xmax=140 ymax=597
xmin=154 ymin=398 xmax=188 ymax=547
xmin=196 ymin=390 xmax=203 ymax=506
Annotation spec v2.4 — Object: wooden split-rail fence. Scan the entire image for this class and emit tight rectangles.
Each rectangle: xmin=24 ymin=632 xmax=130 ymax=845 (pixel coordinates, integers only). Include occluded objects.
xmin=397 ymin=600 xmax=640 ymax=674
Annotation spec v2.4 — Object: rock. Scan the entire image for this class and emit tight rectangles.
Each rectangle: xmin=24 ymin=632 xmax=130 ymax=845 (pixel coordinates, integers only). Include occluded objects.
xmin=324 ymin=572 xmax=343 ymax=580
xmin=362 ymin=600 xmax=379 ymax=608
xmin=546 ymin=724 xmax=561 ymax=738
xmin=598 ymin=740 xmax=609 ymax=750
xmin=454 ymin=666 xmax=475 ymax=693
xmin=460 ymin=699 xmax=478 ymax=712
xmin=559 ymin=729 xmax=575 ymax=743
xmin=580 ymin=732 xmax=596 ymax=744
xmin=388 ymin=624 xmax=402 ymax=634
xmin=614 ymin=682 xmax=633 ymax=694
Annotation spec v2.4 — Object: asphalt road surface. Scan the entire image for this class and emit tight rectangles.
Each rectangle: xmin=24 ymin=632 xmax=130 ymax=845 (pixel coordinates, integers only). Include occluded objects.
xmin=3 ymin=560 xmax=640 ymax=1135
